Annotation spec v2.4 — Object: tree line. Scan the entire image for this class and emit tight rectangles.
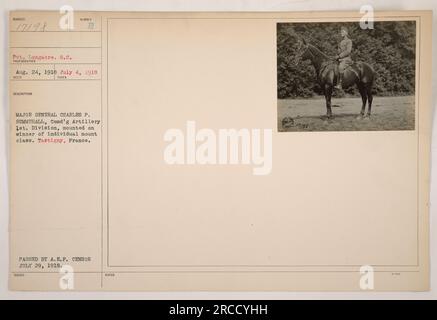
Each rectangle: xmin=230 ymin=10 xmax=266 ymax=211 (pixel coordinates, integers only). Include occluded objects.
xmin=277 ymin=21 xmax=416 ymax=99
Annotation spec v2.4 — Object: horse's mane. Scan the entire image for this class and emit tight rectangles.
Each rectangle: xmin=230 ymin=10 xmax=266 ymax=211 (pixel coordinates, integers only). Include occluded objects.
xmin=307 ymin=44 xmax=330 ymax=61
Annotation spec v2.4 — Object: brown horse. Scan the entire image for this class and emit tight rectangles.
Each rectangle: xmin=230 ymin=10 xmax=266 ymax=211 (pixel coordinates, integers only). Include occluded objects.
xmin=298 ymin=39 xmax=375 ymax=118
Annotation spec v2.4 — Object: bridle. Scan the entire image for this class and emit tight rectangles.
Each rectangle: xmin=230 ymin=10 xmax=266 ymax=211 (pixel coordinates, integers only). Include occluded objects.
xmin=293 ymin=40 xmax=309 ymax=66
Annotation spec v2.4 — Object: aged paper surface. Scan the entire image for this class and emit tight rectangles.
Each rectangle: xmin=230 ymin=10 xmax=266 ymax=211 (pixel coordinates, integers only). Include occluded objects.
xmin=9 ymin=11 xmax=432 ymax=291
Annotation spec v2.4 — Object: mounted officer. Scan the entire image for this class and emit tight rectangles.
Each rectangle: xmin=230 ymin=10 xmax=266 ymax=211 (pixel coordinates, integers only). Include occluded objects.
xmin=335 ymin=26 xmax=353 ymax=89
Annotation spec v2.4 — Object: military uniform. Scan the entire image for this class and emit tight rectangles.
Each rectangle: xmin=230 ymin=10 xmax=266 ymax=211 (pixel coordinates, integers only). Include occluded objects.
xmin=338 ymin=37 xmax=353 ymax=73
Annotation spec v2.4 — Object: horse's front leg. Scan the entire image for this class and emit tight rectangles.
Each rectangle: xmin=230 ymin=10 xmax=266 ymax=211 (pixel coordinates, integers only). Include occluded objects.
xmin=325 ymin=85 xmax=333 ymax=118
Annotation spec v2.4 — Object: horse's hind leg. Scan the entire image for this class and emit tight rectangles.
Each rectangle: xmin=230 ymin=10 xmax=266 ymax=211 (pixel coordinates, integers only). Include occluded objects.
xmin=358 ymin=84 xmax=367 ymax=117
xmin=366 ymin=86 xmax=373 ymax=117
xmin=324 ymin=85 xmax=333 ymax=118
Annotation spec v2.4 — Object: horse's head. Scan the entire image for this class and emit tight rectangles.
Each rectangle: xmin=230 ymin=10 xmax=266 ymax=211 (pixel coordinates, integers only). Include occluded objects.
xmin=300 ymin=38 xmax=312 ymax=60
xmin=298 ymin=38 xmax=311 ymax=61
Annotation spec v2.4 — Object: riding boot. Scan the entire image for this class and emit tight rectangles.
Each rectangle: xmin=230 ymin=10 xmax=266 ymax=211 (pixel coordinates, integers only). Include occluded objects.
xmin=335 ymin=73 xmax=343 ymax=90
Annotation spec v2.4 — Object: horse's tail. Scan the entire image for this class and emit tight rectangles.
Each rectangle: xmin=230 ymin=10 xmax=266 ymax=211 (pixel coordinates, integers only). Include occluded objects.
xmin=357 ymin=62 xmax=375 ymax=87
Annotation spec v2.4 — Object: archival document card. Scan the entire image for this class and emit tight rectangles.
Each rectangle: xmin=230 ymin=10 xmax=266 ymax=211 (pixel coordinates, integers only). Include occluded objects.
xmin=9 ymin=11 xmax=432 ymax=291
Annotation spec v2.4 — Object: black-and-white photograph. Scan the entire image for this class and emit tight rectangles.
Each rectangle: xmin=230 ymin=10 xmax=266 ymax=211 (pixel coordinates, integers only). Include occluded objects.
xmin=277 ymin=21 xmax=416 ymax=132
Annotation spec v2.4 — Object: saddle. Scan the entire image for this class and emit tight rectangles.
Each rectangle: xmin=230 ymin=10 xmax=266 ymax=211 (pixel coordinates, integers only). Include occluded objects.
xmin=336 ymin=61 xmax=361 ymax=79
xmin=318 ymin=60 xmax=361 ymax=83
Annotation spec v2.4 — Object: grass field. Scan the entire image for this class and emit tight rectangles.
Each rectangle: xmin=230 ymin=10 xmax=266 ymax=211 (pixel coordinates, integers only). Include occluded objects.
xmin=278 ymin=95 xmax=415 ymax=132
